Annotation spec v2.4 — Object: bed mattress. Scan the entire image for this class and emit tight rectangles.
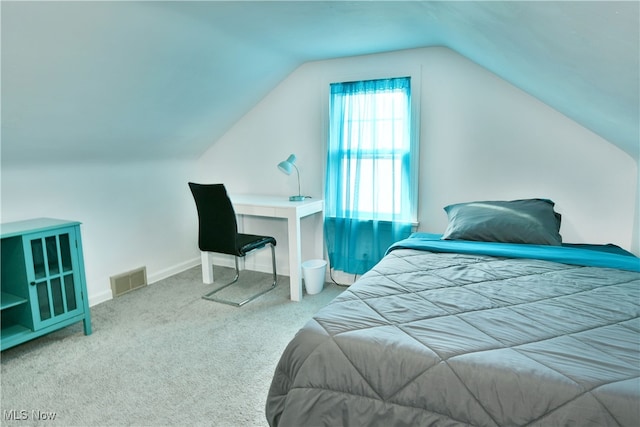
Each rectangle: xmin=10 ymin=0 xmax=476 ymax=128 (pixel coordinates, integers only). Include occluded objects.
xmin=266 ymin=236 xmax=640 ymax=426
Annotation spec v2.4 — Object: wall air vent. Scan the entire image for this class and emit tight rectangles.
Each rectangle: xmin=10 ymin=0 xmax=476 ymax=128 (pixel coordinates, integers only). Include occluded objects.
xmin=110 ymin=266 xmax=147 ymax=297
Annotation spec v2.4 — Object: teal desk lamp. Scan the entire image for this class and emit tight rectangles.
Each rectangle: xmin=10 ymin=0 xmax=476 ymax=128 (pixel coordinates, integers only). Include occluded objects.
xmin=278 ymin=154 xmax=306 ymax=201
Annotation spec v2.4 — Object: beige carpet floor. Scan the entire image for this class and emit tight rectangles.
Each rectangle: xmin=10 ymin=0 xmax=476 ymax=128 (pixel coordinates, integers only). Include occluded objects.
xmin=0 ymin=265 xmax=344 ymax=427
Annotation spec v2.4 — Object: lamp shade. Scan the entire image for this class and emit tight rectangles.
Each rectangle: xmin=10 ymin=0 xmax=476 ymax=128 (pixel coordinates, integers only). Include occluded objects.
xmin=277 ymin=154 xmax=297 ymax=175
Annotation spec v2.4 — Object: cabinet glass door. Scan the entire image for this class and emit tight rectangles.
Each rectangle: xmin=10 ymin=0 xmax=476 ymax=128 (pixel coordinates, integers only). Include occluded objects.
xmin=25 ymin=227 xmax=83 ymax=330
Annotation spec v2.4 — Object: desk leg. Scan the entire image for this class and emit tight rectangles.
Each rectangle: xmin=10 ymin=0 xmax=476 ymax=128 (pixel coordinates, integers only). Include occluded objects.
xmin=288 ymin=215 xmax=303 ymax=301
xmin=314 ymin=213 xmax=324 ymax=265
xmin=201 ymin=251 xmax=214 ymax=284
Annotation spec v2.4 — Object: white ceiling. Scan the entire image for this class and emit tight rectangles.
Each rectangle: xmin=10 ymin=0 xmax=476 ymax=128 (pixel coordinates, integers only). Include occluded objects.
xmin=1 ymin=1 xmax=638 ymax=164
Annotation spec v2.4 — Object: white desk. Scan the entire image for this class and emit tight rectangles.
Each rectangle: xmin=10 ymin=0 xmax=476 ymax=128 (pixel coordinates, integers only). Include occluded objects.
xmin=200 ymin=195 xmax=324 ymax=302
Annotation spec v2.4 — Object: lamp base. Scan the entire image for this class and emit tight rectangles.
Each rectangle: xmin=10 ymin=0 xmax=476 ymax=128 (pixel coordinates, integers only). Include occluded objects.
xmin=289 ymin=195 xmax=306 ymax=202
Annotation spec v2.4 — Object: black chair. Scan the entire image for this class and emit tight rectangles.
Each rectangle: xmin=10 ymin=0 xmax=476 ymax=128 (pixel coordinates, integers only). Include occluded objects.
xmin=188 ymin=183 xmax=277 ymax=307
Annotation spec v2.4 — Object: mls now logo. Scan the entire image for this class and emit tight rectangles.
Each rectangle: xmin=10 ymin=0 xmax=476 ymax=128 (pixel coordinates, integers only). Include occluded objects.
xmin=4 ymin=409 xmax=57 ymax=421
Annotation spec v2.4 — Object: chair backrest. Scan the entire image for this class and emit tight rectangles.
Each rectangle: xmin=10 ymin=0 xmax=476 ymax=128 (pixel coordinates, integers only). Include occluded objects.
xmin=188 ymin=183 xmax=239 ymax=255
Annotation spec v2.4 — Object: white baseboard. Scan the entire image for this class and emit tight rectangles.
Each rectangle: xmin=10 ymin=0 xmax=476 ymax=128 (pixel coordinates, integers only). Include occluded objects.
xmin=147 ymin=257 xmax=201 ymax=284
xmin=89 ymin=257 xmax=201 ymax=308
xmin=88 ymin=289 xmax=114 ymax=307
xmin=89 ymin=254 xmax=290 ymax=308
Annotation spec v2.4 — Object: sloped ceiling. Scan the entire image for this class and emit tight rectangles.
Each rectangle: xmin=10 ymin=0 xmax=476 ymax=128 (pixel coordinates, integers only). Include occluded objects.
xmin=1 ymin=1 xmax=638 ymax=164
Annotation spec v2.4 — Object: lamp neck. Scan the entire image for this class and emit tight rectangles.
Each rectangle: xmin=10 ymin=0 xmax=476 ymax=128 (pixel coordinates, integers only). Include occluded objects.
xmin=292 ymin=163 xmax=301 ymax=196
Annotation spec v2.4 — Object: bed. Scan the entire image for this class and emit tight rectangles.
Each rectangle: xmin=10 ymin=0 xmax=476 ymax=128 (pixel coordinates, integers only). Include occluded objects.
xmin=265 ymin=199 xmax=640 ymax=426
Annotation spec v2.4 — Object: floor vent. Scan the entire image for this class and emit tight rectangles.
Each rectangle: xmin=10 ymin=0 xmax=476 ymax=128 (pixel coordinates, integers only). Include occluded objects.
xmin=110 ymin=267 xmax=147 ymax=297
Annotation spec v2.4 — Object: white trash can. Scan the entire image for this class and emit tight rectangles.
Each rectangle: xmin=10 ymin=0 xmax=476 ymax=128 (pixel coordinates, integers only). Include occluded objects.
xmin=302 ymin=259 xmax=327 ymax=295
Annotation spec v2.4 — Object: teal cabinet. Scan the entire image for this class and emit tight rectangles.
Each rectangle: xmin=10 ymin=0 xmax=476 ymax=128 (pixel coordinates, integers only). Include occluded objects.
xmin=1 ymin=218 xmax=92 ymax=351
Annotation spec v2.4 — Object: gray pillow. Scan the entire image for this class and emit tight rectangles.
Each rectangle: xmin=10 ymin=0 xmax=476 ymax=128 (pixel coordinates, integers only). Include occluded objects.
xmin=442 ymin=198 xmax=562 ymax=245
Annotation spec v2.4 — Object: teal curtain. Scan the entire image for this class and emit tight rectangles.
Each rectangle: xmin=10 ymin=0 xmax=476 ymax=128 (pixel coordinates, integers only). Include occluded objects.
xmin=325 ymin=77 xmax=415 ymax=274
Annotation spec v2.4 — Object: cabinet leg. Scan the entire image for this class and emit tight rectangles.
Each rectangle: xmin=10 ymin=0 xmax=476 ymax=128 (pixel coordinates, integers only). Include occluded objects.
xmin=83 ymin=317 xmax=92 ymax=335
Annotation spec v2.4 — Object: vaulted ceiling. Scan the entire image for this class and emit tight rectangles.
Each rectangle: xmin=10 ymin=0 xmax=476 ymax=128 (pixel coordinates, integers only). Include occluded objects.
xmin=2 ymin=1 xmax=638 ymax=164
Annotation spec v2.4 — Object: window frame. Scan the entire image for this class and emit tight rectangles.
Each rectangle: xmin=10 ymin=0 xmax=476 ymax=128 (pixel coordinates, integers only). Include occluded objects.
xmin=323 ymin=71 xmax=421 ymax=224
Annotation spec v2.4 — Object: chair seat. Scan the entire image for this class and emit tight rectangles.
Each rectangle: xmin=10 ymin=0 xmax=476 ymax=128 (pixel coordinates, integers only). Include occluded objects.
xmin=237 ymin=234 xmax=277 ymax=256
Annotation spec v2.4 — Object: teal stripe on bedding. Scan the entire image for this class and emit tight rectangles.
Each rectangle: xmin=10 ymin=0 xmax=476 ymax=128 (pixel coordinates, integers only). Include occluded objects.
xmin=387 ymin=233 xmax=640 ymax=272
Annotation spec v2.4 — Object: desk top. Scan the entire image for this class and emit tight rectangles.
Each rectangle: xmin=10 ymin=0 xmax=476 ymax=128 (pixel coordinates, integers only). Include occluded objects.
xmin=230 ymin=194 xmax=323 ymax=218
xmin=231 ymin=194 xmax=321 ymax=207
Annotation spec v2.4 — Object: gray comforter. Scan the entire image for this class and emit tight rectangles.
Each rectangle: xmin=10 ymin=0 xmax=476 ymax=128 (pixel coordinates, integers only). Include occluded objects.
xmin=266 ymin=248 xmax=640 ymax=426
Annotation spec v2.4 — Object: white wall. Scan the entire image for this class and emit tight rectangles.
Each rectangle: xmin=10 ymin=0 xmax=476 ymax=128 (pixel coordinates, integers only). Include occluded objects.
xmin=1 ymin=160 xmax=201 ymax=306
xmin=417 ymin=48 xmax=637 ymax=249
xmin=198 ymin=47 xmax=638 ymax=266
xmin=2 ymin=46 xmax=636 ymax=306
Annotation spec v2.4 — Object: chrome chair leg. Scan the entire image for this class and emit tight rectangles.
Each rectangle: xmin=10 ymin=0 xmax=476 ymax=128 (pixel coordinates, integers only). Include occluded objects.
xmin=202 ymin=257 xmax=239 ymax=300
xmin=202 ymin=243 xmax=277 ymax=307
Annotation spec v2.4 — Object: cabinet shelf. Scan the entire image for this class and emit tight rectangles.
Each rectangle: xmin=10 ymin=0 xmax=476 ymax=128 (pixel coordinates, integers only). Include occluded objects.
xmin=1 ymin=324 xmax=31 ymax=341
xmin=1 ymin=291 xmax=28 ymax=310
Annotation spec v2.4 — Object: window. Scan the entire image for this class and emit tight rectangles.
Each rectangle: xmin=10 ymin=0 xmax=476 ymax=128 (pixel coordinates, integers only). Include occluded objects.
xmin=324 ymin=76 xmax=416 ymax=274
